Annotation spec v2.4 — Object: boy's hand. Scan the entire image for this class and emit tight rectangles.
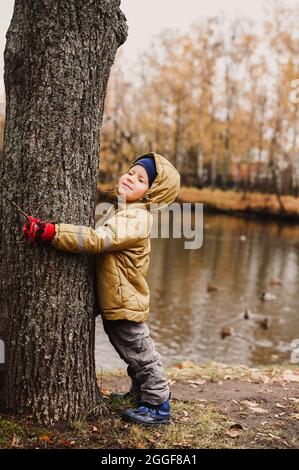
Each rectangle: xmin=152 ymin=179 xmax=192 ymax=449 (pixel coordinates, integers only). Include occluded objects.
xmin=22 ymin=216 xmax=55 ymax=244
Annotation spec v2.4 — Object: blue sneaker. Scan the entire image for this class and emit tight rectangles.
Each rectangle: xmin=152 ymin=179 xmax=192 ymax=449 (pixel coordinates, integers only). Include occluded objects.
xmin=123 ymin=399 xmax=171 ymax=426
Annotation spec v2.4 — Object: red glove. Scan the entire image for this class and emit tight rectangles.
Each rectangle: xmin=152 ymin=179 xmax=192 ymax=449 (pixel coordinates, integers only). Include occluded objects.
xmin=23 ymin=216 xmax=55 ymax=244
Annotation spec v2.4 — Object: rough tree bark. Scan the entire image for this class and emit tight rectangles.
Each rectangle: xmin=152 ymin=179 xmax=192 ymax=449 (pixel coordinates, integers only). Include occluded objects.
xmin=0 ymin=0 xmax=127 ymax=425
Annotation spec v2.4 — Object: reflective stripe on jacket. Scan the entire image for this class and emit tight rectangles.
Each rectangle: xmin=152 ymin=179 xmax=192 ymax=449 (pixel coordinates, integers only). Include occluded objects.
xmin=51 ymin=152 xmax=180 ymax=322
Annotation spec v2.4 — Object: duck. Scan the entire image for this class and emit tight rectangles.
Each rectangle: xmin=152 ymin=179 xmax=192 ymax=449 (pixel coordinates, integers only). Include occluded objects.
xmin=260 ymin=292 xmax=276 ymax=301
xmin=220 ymin=326 xmax=233 ymax=339
xmin=243 ymin=308 xmax=252 ymax=319
xmin=270 ymin=276 xmax=282 ymax=286
xmin=254 ymin=317 xmax=269 ymax=330
xmin=207 ymin=283 xmax=219 ymax=292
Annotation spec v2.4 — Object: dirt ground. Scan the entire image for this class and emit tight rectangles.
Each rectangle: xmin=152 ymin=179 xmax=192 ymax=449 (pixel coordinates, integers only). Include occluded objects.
xmin=0 ymin=363 xmax=298 ymax=449
xmin=101 ymin=365 xmax=299 ymax=448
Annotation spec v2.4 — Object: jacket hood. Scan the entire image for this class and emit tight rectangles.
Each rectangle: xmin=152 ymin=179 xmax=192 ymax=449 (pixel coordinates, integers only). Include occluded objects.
xmin=112 ymin=152 xmax=180 ymax=211
xmin=130 ymin=152 xmax=180 ymax=208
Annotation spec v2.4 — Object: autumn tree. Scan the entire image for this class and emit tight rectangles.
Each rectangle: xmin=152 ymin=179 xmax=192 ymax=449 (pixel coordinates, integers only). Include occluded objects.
xmin=0 ymin=114 xmax=4 ymax=157
xmin=100 ymin=53 xmax=138 ymax=183
xmin=100 ymin=1 xmax=299 ymax=196
xmin=0 ymin=0 xmax=127 ymax=424
xmin=264 ymin=2 xmax=299 ymax=196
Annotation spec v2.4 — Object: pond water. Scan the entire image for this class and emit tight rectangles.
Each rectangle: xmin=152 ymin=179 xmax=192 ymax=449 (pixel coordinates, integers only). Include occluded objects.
xmin=95 ymin=211 xmax=299 ymax=370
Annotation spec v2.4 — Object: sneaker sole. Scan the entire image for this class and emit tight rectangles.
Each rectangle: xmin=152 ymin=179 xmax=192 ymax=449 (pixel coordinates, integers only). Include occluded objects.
xmin=122 ymin=414 xmax=170 ymax=426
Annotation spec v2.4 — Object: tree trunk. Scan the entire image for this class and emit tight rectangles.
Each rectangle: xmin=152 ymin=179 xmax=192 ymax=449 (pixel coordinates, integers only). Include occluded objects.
xmin=0 ymin=0 xmax=127 ymax=425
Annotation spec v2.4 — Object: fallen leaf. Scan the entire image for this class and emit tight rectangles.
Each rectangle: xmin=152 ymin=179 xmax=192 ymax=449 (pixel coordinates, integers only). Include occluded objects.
xmin=146 ymin=437 xmax=156 ymax=444
xmin=257 ymin=432 xmax=268 ymax=437
xmin=168 ymin=379 xmax=176 ymax=386
xmin=267 ymin=433 xmax=281 ymax=440
xmin=241 ymin=401 xmax=268 ymax=414
xmin=57 ymin=438 xmax=72 ymax=447
xmin=251 ymin=406 xmax=268 ymax=414
xmin=175 ymin=361 xmax=195 ymax=369
xmin=225 ymin=423 xmax=243 ymax=438
xmin=242 ymin=400 xmax=259 ymax=407
xmin=281 ymin=440 xmax=292 ymax=448
xmin=10 ymin=434 xmax=21 ymax=449
xmin=39 ymin=435 xmax=53 ymax=444
xmin=230 ymin=423 xmax=243 ymax=430
xmin=225 ymin=431 xmax=239 ymax=440
xmin=187 ymin=379 xmax=206 ymax=385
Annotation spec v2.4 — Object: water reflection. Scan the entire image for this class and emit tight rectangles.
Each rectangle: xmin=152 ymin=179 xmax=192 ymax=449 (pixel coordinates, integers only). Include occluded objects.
xmin=96 ymin=211 xmax=299 ymax=370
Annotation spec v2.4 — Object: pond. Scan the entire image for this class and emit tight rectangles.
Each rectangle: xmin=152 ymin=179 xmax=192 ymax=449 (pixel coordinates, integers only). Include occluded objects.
xmin=95 ymin=210 xmax=299 ymax=370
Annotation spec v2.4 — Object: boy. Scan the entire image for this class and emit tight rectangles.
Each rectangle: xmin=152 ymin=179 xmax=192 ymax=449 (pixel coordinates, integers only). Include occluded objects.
xmin=22 ymin=152 xmax=180 ymax=425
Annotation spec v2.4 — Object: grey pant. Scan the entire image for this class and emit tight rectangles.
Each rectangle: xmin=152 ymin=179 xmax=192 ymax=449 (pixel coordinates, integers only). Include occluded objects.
xmin=102 ymin=319 xmax=169 ymax=406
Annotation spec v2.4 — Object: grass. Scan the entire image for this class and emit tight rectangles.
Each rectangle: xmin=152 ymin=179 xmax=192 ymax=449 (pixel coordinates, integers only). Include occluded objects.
xmin=106 ymin=394 xmax=230 ymax=449
xmin=0 ymin=418 xmax=26 ymax=448
xmin=97 ymin=184 xmax=299 ymax=219
xmin=101 ymin=361 xmax=299 ymax=385
xmin=178 ymin=187 xmax=299 ymax=218
xmin=0 ymin=391 xmax=234 ymax=449
xmin=0 ymin=362 xmax=298 ymax=449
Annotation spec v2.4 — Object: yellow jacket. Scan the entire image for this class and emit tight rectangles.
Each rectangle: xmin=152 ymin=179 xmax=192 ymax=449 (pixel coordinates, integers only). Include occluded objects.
xmin=51 ymin=153 xmax=180 ymax=322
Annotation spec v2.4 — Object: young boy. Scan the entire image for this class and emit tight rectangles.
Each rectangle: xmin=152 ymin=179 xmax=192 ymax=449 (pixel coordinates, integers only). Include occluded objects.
xmin=22 ymin=152 xmax=180 ymax=426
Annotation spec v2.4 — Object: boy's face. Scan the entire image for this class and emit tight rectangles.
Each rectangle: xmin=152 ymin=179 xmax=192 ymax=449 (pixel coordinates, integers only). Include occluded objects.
xmin=118 ymin=164 xmax=149 ymax=202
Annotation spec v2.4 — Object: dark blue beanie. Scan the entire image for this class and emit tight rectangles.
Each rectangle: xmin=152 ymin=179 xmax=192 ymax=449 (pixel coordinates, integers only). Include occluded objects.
xmin=134 ymin=156 xmax=157 ymax=188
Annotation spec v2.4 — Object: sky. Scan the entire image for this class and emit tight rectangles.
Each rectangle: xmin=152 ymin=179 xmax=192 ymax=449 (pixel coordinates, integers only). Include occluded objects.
xmin=0 ymin=0 xmax=297 ymax=103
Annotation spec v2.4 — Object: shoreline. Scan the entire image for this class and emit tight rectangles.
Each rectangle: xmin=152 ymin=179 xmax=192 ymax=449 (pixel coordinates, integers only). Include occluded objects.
xmin=97 ymin=184 xmax=299 ymax=222
xmin=178 ymin=187 xmax=299 ymax=222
